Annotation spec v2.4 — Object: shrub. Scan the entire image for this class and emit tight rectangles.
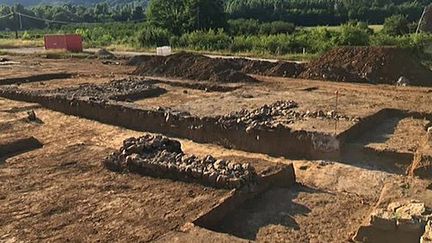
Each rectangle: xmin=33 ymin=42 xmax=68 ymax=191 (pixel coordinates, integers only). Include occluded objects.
xmin=259 ymin=21 xmax=295 ymax=35
xmin=382 ymin=15 xmax=410 ymax=36
xmin=136 ymin=25 xmax=171 ymax=47
xmin=178 ymin=29 xmax=232 ymax=51
xmin=336 ymin=23 xmax=370 ymax=46
xmin=228 ymin=18 xmax=260 ymax=35
xmin=21 ymin=31 xmax=31 ymax=40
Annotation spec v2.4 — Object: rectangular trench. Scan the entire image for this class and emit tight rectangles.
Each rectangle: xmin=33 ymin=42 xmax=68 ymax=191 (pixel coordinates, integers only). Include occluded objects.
xmin=0 ymin=89 xmax=330 ymax=160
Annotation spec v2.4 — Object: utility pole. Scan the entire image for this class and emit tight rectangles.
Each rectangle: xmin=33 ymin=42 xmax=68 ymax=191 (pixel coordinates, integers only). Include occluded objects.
xmin=12 ymin=11 xmax=18 ymax=39
xmin=416 ymin=6 xmax=427 ymax=34
xmin=13 ymin=0 xmax=18 ymax=39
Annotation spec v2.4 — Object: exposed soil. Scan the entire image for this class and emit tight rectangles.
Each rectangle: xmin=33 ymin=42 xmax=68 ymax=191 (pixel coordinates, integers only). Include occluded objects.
xmin=238 ymin=58 xmax=305 ymax=77
xmin=299 ymin=46 xmax=432 ymax=86
xmin=0 ymin=72 xmax=75 ymax=85
xmin=94 ymin=48 xmax=116 ymax=59
xmin=210 ymin=185 xmax=369 ymax=242
xmin=40 ymin=78 xmax=167 ymax=101
xmin=2 ymin=53 xmax=432 ymax=242
xmin=130 ymin=53 xmax=305 ymax=80
xmin=133 ymin=52 xmax=258 ymax=83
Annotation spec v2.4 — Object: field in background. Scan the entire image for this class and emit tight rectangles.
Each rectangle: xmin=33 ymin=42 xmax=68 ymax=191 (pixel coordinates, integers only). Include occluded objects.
xmin=0 ymin=38 xmax=43 ymax=49
xmin=303 ymin=24 xmax=383 ymax=32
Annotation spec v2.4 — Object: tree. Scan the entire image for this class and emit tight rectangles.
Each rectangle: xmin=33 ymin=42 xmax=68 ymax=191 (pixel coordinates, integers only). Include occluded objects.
xmin=146 ymin=0 xmax=226 ymax=35
xmin=183 ymin=0 xmax=226 ymax=31
xmin=336 ymin=23 xmax=370 ymax=46
xmin=382 ymin=15 xmax=410 ymax=36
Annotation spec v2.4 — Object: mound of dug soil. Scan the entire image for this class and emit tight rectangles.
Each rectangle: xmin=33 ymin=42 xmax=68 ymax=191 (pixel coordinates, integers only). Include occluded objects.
xmin=95 ymin=48 xmax=116 ymax=59
xmin=133 ymin=52 xmax=258 ymax=83
xmin=299 ymin=47 xmax=432 ymax=86
xmin=238 ymin=59 xmax=305 ymax=77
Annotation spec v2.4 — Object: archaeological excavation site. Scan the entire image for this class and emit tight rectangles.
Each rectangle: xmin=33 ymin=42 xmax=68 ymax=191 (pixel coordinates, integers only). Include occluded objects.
xmin=2 ymin=46 xmax=432 ymax=242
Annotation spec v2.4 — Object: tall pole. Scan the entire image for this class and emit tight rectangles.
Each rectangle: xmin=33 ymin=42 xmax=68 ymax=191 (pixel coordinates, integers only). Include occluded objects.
xmin=13 ymin=0 xmax=18 ymax=39
xmin=417 ymin=6 xmax=427 ymax=34
xmin=13 ymin=11 xmax=18 ymax=39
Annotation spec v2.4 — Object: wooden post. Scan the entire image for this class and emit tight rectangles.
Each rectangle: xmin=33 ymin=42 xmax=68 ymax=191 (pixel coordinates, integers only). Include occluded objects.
xmin=417 ymin=6 xmax=427 ymax=34
xmin=334 ymin=90 xmax=339 ymax=135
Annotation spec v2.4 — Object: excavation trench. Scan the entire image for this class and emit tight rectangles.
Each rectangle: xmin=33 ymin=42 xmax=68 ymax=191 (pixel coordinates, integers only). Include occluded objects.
xmin=0 ymin=136 xmax=43 ymax=163
xmin=337 ymin=108 xmax=432 ymax=174
xmin=146 ymin=78 xmax=241 ymax=92
xmin=0 ymin=89 xmax=336 ymax=160
xmin=1 ymin=87 xmax=429 ymax=175
xmin=191 ymin=163 xmax=297 ymax=240
xmin=0 ymin=72 xmax=75 ymax=85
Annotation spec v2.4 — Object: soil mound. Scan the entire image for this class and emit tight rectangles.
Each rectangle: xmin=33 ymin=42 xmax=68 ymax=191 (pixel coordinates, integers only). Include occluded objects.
xmin=95 ymin=48 xmax=116 ymax=59
xmin=299 ymin=46 xmax=432 ymax=86
xmin=127 ymin=55 xmax=153 ymax=66
xmin=133 ymin=52 xmax=258 ymax=83
xmin=239 ymin=59 xmax=305 ymax=77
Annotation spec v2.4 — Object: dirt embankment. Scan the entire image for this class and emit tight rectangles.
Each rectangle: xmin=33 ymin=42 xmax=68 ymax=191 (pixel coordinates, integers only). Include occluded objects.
xmin=133 ymin=52 xmax=258 ymax=83
xmin=130 ymin=53 xmax=305 ymax=81
xmin=131 ymin=47 xmax=432 ymax=86
xmin=237 ymin=59 xmax=305 ymax=77
xmin=299 ymin=46 xmax=432 ymax=86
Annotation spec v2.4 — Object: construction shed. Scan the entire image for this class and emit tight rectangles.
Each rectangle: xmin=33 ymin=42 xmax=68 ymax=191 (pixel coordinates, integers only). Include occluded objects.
xmin=44 ymin=34 xmax=83 ymax=52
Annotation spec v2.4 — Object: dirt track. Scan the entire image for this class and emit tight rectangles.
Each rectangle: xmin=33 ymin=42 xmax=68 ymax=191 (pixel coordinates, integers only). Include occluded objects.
xmin=1 ymin=54 xmax=432 ymax=242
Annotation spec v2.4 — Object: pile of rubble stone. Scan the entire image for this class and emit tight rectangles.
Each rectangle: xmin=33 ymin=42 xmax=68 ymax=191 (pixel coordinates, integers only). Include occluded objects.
xmin=216 ymin=100 xmax=359 ymax=131
xmin=217 ymin=100 xmax=298 ymax=130
xmin=103 ymin=134 xmax=259 ymax=190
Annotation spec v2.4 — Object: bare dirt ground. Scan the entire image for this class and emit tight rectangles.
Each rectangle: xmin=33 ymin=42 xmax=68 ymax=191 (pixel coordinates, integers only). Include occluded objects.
xmin=1 ymin=54 xmax=432 ymax=242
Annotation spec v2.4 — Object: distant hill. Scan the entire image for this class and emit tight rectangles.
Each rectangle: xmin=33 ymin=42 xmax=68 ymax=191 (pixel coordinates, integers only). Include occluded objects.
xmin=0 ymin=0 xmax=148 ymax=6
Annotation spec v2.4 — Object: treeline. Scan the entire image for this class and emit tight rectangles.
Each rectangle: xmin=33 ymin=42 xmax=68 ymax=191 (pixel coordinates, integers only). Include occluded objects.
xmin=1 ymin=0 xmax=432 ymax=31
xmin=1 ymin=0 xmax=432 ymax=59
xmin=0 ymin=2 xmax=147 ymax=30
xmin=225 ymin=0 xmax=430 ymax=26
xmin=10 ymin=18 xmax=429 ymax=58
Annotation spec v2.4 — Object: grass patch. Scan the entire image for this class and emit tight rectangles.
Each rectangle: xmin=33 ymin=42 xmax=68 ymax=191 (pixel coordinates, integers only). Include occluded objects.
xmin=0 ymin=38 xmax=44 ymax=48
xmin=303 ymin=24 xmax=383 ymax=32
xmin=101 ymin=43 xmax=316 ymax=61
xmin=0 ymin=37 xmax=315 ymax=62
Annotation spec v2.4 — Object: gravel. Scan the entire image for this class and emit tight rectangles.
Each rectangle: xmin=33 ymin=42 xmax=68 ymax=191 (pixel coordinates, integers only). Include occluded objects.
xmin=216 ymin=100 xmax=359 ymax=131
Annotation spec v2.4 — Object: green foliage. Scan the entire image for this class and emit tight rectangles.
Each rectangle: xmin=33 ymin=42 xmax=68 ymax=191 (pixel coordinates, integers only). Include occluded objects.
xmin=335 ymin=23 xmax=371 ymax=46
xmin=21 ymin=31 xmax=30 ymax=40
xmin=371 ymin=33 xmax=432 ymax=54
xmin=228 ymin=19 xmax=260 ymax=35
xmin=137 ymin=25 xmax=171 ymax=47
xmin=382 ymin=15 xmax=410 ymax=36
xmin=228 ymin=19 xmax=295 ymax=36
xmin=175 ymin=29 xmax=231 ymax=51
xmin=146 ymin=0 xmax=225 ymax=35
xmin=225 ymin=0 xmax=429 ymax=26
xmin=259 ymin=21 xmax=295 ymax=35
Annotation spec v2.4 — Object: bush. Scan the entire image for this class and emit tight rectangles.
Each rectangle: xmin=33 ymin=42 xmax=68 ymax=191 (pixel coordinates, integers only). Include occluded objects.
xmin=177 ymin=29 xmax=232 ymax=51
xmin=230 ymin=36 xmax=255 ymax=52
xmin=296 ymin=28 xmax=336 ymax=53
xmin=382 ymin=15 xmax=410 ymax=36
xmin=336 ymin=23 xmax=370 ymax=46
xmin=136 ymin=25 xmax=171 ymax=47
xmin=259 ymin=21 xmax=295 ymax=35
xmin=228 ymin=18 xmax=260 ymax=35
xmin=21 ymin=31 xmax=31 ymax=40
